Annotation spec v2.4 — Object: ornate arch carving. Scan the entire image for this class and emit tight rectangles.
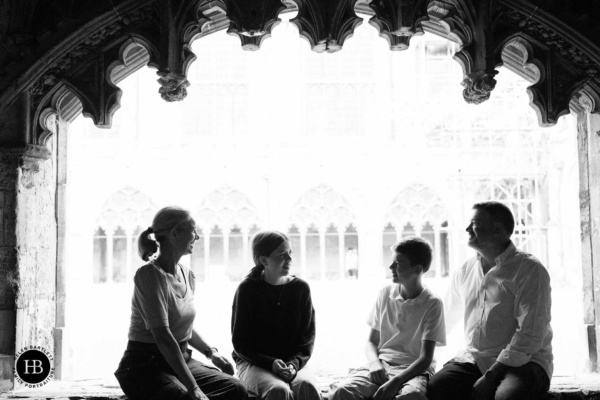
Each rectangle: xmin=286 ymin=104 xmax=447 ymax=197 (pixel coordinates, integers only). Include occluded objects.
xmin=95 ymin=186 xmax=157 ymax=235
xmin=221 ymin=0 xmax=287 ymax=50
xmin=385 ymin=184 xmax=447 ymax=231
xmin=290 ymin=184 xmax=355 ymax=230
xmin=195 ymin=185 xmax=261 ymax=232
xmin=290 ymin=0 xmax=363 ymax=53
xmin=1 ymin=0 xmax=600 ymax=147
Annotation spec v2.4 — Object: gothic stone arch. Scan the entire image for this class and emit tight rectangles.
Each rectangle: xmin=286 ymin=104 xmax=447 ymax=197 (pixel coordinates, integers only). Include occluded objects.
xmin=1 ymin=0 xmax=600 ymax=388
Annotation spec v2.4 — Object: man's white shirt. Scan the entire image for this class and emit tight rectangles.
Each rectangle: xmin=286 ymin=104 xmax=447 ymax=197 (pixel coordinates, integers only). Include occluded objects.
xmin=445 ymin=241 xmax=553 ymax=379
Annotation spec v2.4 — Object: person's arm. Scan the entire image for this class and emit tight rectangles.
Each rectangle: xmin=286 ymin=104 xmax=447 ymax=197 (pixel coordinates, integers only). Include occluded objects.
xmin=471 ymin=264 xmax=551 ymax=400
xmin=498 ymin=264 xmax=552 ymax=366
xmin=151 ymin=326 xmax=207 ymax=400
xmin=231 ymin=282 xmax=277 ymax=371
xmin=283 ymin=283 xmax=315 ymax=373
xmin=365 ymin=328 xmax=387 ymax=386
xmin=372 ymin=340 xmax=436 ymax=400
xmin=189 ymin=329 xmax=234 ymax=375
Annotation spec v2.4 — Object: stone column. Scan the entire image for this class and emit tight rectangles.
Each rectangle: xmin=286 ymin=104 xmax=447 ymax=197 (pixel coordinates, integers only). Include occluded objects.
xmin=0 ymin=143 xmax=55 ymax=390
xmin=204 ymin=234 xmax=211 ymax=280
xmin=319 ymin=225 xmax=326 ymax=280
xmin=242 ymin=228 xmax=249 ymax=267
xmin=54 ymin=116 xmax=69 ymax=380
xmin=0 ymin=148 xmax=20 ymax=391
xmin=574 ymin=93 xmax=600 ymax=372
xmin=338 ymin=230 xmax=345 ymax=279
xmin=434 ymin=227 xmax=442 ymax=278
xmin=300 ymin=226 xmax=307 ymax=278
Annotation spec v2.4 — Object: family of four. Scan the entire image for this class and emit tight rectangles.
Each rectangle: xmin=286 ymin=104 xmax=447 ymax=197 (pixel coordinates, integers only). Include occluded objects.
xmin=114 ymin=201 xmax=553 ymax=400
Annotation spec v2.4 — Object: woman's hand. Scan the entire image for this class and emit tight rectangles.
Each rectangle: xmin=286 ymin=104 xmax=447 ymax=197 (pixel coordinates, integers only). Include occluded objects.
xmin=189 ymin=386 xmax=209 ymax=400
xmin=280 ymin=363 xmax=297 ymax=383
xmin=271 ymin=359 xmax=288 ymax=378
xmin=210 ymin=351 xmax=235 ymax=375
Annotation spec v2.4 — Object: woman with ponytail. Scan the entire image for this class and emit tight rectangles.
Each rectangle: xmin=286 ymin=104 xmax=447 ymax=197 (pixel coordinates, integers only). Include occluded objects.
xmin=115 ymin=206 xmax=248 ymax=400
xmin=231 ymin=231 xmax=320 ymax=400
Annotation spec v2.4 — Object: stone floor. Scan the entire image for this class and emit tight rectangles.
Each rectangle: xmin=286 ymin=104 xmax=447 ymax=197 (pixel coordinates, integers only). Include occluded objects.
xmin=1 ymin=375 xmax=599 ymax=400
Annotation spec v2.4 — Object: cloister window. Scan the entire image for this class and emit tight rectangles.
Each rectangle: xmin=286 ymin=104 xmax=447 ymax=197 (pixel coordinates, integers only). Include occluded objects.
xmin=290 ymin=185 xmax=357 ymax=280
xmin=194 ymin=185 xmax=261 ymax=281
xmin=384 ymin=184 xmax=449 ymax=277
xmin=475 ymin=177 xmax=544 ymax=260
xmin=92 ymin=187 xmax=156 ymax=284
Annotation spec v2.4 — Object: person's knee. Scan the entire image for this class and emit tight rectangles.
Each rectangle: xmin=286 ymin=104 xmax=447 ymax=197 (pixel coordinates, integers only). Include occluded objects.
xmin=494 ymin=384 xmax=530 ymax=400
xmin=426 ymin=376 xmax=444 ymax=400
xmin=232 ymin=379 xmax=249 ymax=400
xmin=328 ymin=385 xmax=357 ymax=400
xmin=296 ymin=379 xmax=320 ymax=396
xmin=396 ymin=385 xmax=427 ymax=400
xmin=264 ymin=382 xmax=294 ymax=400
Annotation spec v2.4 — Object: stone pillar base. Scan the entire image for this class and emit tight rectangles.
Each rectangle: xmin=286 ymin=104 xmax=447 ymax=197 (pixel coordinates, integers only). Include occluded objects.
xmin=0 ymin=353 xmax=14 ymax=391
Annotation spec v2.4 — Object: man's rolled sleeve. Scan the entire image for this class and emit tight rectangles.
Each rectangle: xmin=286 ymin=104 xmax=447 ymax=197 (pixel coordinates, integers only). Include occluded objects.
xmin=496 ymin=263 xmax=551 ymax=368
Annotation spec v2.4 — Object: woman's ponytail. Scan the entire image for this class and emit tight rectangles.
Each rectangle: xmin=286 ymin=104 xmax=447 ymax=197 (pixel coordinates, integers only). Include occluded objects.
xmin=137 ymin=226 xmax=158 ymax=261
xmin=246 ymin=264 xmax=265 ymax=280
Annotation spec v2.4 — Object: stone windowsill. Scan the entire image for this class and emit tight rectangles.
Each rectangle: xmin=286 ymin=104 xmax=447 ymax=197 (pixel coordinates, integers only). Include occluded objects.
xmin=0 ymin=375 xmax=599 ymax=399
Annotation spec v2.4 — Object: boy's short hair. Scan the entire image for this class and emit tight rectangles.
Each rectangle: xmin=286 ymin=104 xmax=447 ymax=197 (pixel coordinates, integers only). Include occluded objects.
xmin=391 ymin=236 xmax=433 ymax=273
xmin=473 ymin=201 xmax=515 ymax=235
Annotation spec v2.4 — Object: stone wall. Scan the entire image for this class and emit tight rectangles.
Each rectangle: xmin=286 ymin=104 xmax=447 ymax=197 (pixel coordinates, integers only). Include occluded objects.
xmin=576 ymin=103 xmax=600 ymax=372
xmin=0 ymin=150 xmax=19 ymax=391
xmin=0 ymin=143 xmax=57 ymax=390
xmin=14 ymin=153 xmax=57 ymax=386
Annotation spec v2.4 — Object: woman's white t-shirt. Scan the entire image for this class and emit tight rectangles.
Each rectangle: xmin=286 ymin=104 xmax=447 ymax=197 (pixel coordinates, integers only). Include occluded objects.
xmin=128 ymin=263 xmax=196 ymax=343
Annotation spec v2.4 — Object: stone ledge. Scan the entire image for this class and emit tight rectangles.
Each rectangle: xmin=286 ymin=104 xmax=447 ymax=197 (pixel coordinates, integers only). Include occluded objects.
xmin=1 ymin=375 xmax=599 ymax=400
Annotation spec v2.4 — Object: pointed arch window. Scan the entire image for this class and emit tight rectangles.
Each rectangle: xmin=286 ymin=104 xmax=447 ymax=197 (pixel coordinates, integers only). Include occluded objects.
xmin=195 ymin=186 xmax=261 ymax=281
xmin=92 ymin=187 xmax=156 ymax=284
xmin=384 ymin=184 xmax=449 ymax=278
xmin=289 ymin=185 xmax=357 ymax=280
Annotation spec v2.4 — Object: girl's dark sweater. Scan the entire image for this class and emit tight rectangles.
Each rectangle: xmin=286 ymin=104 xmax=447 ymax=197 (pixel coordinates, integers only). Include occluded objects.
xmin=231 ymin=276 xmax=316 ymax=372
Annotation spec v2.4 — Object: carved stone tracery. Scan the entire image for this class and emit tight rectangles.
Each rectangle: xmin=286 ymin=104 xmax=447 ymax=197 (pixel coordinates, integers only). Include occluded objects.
xmin=290 ymin=0 xmax=363 ymax=53
xmin=366 ymin=0 xmax=428 ymax=50
xmin=0 ymin=0 xmax=598 ymax=153
xmin=222 ymin=0 xmax=287 ymax=50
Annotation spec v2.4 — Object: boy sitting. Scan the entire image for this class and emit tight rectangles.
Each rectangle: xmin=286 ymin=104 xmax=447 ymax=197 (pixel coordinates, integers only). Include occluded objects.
xmin=329 ymin=237 xmax=446 ymax=400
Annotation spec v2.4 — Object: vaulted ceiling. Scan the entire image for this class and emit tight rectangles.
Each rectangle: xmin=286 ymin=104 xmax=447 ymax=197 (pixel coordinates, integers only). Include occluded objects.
xmin=0 ymin=0 xmax=599 ymax=149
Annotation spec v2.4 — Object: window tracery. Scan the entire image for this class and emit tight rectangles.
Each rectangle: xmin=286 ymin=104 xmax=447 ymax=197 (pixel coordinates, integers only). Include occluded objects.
xmin=383 ymin=184 xmax=449 ymax=277
xmin=194 ymin=185 xmax=261 ymax=281
xmin=289 ymin=184 xmax=357 ymax=280
xmin=92 ymin=187 xmax=156 ymax=283
xmin=474 ymin=177 xmax=544 ymax=258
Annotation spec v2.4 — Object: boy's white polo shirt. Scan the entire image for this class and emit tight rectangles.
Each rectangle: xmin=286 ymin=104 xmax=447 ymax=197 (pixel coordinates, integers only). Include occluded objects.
xmin=367 ymin=284 xmax=446 ymax=375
